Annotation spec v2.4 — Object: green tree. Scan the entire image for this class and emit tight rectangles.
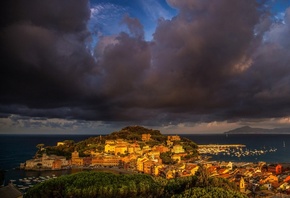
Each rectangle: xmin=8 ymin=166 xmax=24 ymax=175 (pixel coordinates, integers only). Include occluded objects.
xmin=160 ymin=152 xmax=176 ymax=165
xmin=36 ymin=143 xmax=44 ymax=151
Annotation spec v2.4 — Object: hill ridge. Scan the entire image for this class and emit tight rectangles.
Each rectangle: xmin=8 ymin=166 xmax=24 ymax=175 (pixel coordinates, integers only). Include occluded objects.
xmin=224 ymin=126 xmax=290 ymax=134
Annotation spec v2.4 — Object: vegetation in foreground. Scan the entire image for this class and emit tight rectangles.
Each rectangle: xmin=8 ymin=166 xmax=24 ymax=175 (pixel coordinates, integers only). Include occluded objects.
xmin=25 ymin=170 xmax=247 ymax=198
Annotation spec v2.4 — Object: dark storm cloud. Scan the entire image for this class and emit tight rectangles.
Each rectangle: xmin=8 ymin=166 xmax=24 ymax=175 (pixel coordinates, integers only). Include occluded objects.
xmin=225 ymin=8 xmax=290 ymax=120
xmin=149 ymin=0 xmax=259 ymax=107
xmin=2 ymin=0 xmax=290 ymax=127
xmin=0 ymin=0 xmax=96 ymax=108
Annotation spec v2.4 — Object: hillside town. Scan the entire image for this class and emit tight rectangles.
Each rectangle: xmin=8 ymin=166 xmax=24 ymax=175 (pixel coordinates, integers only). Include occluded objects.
xmin=19 ymin=128 xmax=290 ymax=197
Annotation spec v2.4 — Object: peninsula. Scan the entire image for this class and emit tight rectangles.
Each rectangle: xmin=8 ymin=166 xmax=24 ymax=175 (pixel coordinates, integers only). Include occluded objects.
xmin=21 ymin=126 xmax=199 ymax=178
xmin=224 ymin=126 xmax=290 ymax=134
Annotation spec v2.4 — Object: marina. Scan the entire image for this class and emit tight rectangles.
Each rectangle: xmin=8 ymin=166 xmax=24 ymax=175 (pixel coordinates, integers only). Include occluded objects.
xmin=198 ymin=144 xmax=278 ymax=158
xmin=8 ymin=174 xmax=58 ymax=192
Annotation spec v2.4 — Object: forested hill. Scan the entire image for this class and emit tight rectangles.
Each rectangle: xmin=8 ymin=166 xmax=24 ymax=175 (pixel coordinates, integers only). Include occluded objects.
xmin=106 ymin=125 xmax=162 ymax=140
xmin=224 ymin=126 xmax=290 ymax=134
xmin=42 ymin=125 xmax=198 ymax=158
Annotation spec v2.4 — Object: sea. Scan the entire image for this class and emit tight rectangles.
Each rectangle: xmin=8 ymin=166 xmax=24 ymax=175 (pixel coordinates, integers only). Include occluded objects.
xmin=1 ymin=134 xmax=290 ymax=186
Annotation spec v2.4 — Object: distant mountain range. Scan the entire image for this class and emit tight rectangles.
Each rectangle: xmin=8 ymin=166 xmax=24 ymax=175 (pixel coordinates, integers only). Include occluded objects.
xmin=224 ymin=126 xmax=290 ymax=134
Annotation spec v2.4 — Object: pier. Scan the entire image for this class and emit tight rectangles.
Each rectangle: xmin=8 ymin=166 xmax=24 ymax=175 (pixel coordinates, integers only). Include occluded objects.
xmin=198 ymin=144 xmax=246 ymax=148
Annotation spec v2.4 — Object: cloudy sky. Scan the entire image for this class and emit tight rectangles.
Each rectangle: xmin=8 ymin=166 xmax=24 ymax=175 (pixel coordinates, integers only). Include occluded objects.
xmin=1 ymin=0 xmax=290 ymax=134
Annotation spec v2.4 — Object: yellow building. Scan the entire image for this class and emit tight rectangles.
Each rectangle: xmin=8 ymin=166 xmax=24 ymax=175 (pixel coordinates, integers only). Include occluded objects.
xmin=105 ymin=144 xmax=116 ymax=153
xmin=128 ymin=144 xmax=141 ymax=154
xmin=171 ymin=154 xmax=181 ymax=163
xmin=240 ymin=177 xmax=245 ymax=193
xmin=166 ymin=170 xmax=175 ymax=179
xmin=171 ymin=145 xmax=185 ymax=154
xmin=153 ymin=165 xmax=163 ymax=176
xmin=115 ymin=145 xmax=128 ymax=155
xmin=137 ymin=157 xmax=148 ymax=172
xmin=105 ymin=140 xmax=115 ymax=144
xmin=142 ymin=145 xmax=151 ymax=153
xmin=147 ymin=151 xmax=161 ymax=158
xmin=57 ymin=142 xmax=65 ymax=146
xmin=183 ymin=164 xmax=199 ymax=176
xmin=142 ymin=133 xmax=151 ymax=141
xmin=166 ymin=140 xmax=173 ymax=147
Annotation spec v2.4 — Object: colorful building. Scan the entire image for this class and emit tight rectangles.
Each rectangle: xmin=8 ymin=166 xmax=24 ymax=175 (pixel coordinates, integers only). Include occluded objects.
xmin=167 ymin=135 xmax=181 ymax=141
xmin=171 ymin=145 xmax=185 ymax=154
xmin=142 ymin=133 xmax=151 ymax=141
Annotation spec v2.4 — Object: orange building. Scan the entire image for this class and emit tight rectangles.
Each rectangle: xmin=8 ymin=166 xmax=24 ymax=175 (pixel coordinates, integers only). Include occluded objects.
xmin=137 ymin=157 xmax=148 ymax=172
xmin=115 ymin=146 xmax=128 ymax=155
xmin=268 ymin=164 xmax=282 ymax=174
xmin=128 ymin=144 xmax=141 ymax=154
xmin=83 ymin=157 xmax=92 ymax=166
xmin=71 ymin=151 xmax=83 ymax=166
xmin=52 ymin=159 xmax=62 ymax=170
xmin=167 ymin=135 xmax=181 ymax=141
xmin=91 ymin=156 xmax=120 ymax=166
xmin=142 ymin=133 xmax=151 ymax=141
xmin=152 ymin=145 xmax=170 ymax=153
xmin=143 ymin=160 xmax=155 ymax=175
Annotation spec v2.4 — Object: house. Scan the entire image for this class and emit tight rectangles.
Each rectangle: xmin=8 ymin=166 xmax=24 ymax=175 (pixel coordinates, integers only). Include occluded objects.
xmin=52 ymin=159 xmax=62 ymax=170
xmin=57 ymin=142 xmax=65 ymax=146
xmin=0 ymin=184 xmax=23 ymax=198
xmin=42 ymin=158 xmax=55 ymax=169
xmin=83 ymin=157 xmax=92 ymax=166
xmin=153 ymin=164 xmax=163 ymax=176
xmin=25 ymin=159 xmax=42 ymax=169
xmin=114 ymin=145 xmax=128 ymax=155
xmin=187 ymin=164 xmax=199 ymax=176
xmin=152 ymin=145 xmax=170 ymax=153
xmin=171 ymin=154 xmax=181 ymax=163
xmin=171 ymin=145 xmax=185 ymax=154
xmin=167 ymin=135 xmax=181 ymax=141
xmin=267 ymin=164 xmax=282 ymax=175
xmin=142 ymin=145 xmax=151 ymax=153
xmin=166 ymin=140 xmax=173 ymax=147
xmin=284 ymin=175 xmax=290 ymax=182
xmin=166 ymin=169 xmax=175 ymax=179
xmin=143 ymin=160 xmax=155 ymax=175
xmin=260 ymin=175 xmax=278 ymax=185
xmin=218 ymin=168 xmax=229 ymax=175
xmin=91 ymin=155 xmax=120 ymax=166
xmin=128 ymin=144 xmax=141 ymax=154
xmin=71 ymin=151 xmax=83 ymax=166
xmin=105 ymin=144 xmax=116 ymax=153
xmin=240 ymin=177 xmax=245 ymax=193
xmin=105 ymin=140 xmax=115 ymax=144
xmin=137 ymin=157 xmax=148 ymax=172
xmin=142 ymin=134 xmax=151 ymax=141
xmin=147 ymin=151 xmax=161 ymax=159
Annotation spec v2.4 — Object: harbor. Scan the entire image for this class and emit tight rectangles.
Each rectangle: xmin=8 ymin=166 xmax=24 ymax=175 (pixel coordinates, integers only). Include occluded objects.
xmin=198 ymin=144 xmax=277 ymax=158
xmin=8 ymin=174 xmax=58 ymax=192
